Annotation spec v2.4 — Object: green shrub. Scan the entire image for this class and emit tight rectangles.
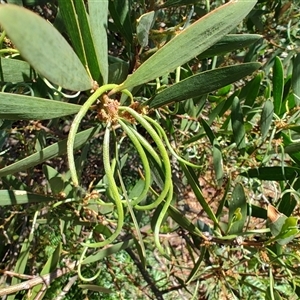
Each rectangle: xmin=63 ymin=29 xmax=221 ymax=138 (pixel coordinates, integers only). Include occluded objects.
xmin=1 ymin=0 xmax=300 ymax=299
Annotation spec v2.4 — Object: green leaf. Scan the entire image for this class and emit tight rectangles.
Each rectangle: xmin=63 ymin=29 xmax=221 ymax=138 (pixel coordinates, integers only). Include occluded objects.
xmin=180 ymin=163 xmax=218 ymax=225
xmin=198 ymin=34 xmax=262 ymax=60
xmin=278 ymin=189 xmax=297 ymax=217
xmin=43 ymin=165 xmax=65 ymax=195
xmin=137 ymin=11 xmax=155 ymax=47
xmin=292 ymin=53 xmax=300 ymax=105
xmin=7 ymin=238 xmax=31 ymax=300
xmin=201 ymin=119 xmax=215 ymax=144
xmin=265 ymin=287 xmax=282 ymax=300
xmin=0 ymin=190 xmax=55 ymax=205
xmin=78 ymin=285 xmax=111 ymax=293
xmin=7 ymin=0 xmax=23 ymax=5
xmin=0 ymin=92 xmax=81 ymax=120
xmin=0 ymin=126 xmax=101 ymax=177
xmin=267 ymin=204 xmax=286 ymax=237
xmin=240 ymin=166 xmax=300 ymax=181
xmin=81 ymin=239 xmax=134 ymax=265
xmin=168 ymin=204 xmax=203 ymax=237
xmin=0 ymin=5 xmax=93 ymax=91
xmin=108 ymin=56 xmax=129 ymax=84
xmin=242 ymin=72 xmax=263 ymax=107
xmin=88 ymin=0 xmax=109 ymax=84
xmin=186 ymin=247 xmax=206 ymax=284
xmin=213 ymin=139 xmax=224 ymax=185
xmin=159 ymin=0 xmax=198 ymax=8
xmin=231 ymin=96 xmax=246 ymax=150
xmin=276 ymin=216 xmax=299 ymax=245
xmin=108 ymin=0 xmax=133 ymax=44
xmin=267 ymin=205 xmax=299 ymax=245
xmin=58 ymin=0 xmax=102 ymax=83
xmin=273 ymin=56 xmax=284 ymax=115
xmin=56 ymin=0 xmax=85 ymax=65
xmin=281 ymin=132 xmax=300 ymax=165
xmin=261 ymin=99 xmax=274 ymax=140
xmin=113 ymin=0 xmax=257 ymax=92
xmin=227 ymin=183 xmax=247 ymax=234
xmin=146 ymin=63 xmax=261 ymax=108
xmin=0 ymin=57 xmax=35 ymax=82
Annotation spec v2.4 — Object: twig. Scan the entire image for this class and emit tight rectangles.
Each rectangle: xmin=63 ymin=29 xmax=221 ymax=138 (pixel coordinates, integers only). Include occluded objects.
xmin=126 ymin=248 xmax=164 ymax=300
xmin=54 ymin=275 xmax=78 ymax=300
xmin=0 ymin=266 xmax=74 ymax=297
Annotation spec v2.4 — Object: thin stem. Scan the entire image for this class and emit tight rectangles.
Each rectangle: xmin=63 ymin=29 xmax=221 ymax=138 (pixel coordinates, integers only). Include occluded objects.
xmin=119 ymin=106 xmax=172 ymax=211
xmin=119 ymin=119 xmax=152 ymax=206
xmin=81 ymin=123 xmax=124 ymax=248
xmin=67 ymin=84 xmax=118 ymax=187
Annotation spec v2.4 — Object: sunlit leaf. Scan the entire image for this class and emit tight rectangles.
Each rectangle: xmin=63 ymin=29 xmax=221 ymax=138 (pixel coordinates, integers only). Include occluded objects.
xmin=88 ymin=0 xmax=109 ymax=84
xmin=0 ymin=190 xmax=55 ymax=206
xmin=112 ymin=0 xmax=257 ymax=92
xmin=0 ymin=5 xmax=93 ymax=91
xmin=147 ymin=63 xmax=261 ymax=108
xmin=0 ymin=92 xmax=81 ymax=120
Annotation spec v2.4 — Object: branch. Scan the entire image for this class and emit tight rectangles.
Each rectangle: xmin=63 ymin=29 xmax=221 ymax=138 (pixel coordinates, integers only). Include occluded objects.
xmin=0 ymin=265 xmax=75 ymax=297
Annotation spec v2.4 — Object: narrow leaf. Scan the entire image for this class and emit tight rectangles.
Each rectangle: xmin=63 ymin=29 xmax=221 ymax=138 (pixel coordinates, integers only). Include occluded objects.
xmin=276 ymin=217 xmax=299 ymax=245
xmin=79 ymin=285 xmax=111 ymax=293
xmin=0 ymin=5 xmax=92 ymax=91
xmin=137 ymin=11 xmax=155 ymax=47
xmin=281 ymin=132 xmax=300 ymax=165
xmin=292 ymin=53 xmax=300 ymax=105
xmin=29 ymin=243 xmax=62 ymax=300
xmin=180 ymin=163 xmax=218 ymax=225
xmin=0 ymin=190 xmax=55 ymax=205
xmin=186 ymin=247 xmax=206 ymax=284
xmin=147 ymin=63 xmax=260 ymax=108
xmin=198 ymin=34 xmax=262 ymax=60
xmin=113 ymin=0 xmax=257 ymax=92
xmin=201 ymin=118 xmax=215 ymax=144
xmin=0 ymin=127 xmax=101 ymax=177
xmin=213 ymin=139 xmax=224 ymax=185
xmin=240 ymin=166 xmax=300 ymax=181
xmin=7 ymin=238 xmax=31 ymax=300
xmin=82 ymin=239 xmax=134 ymax=265
xmin=58 ymin=0 xmax=103 ymax=83
xmin=108 ymin=0 xmax=133 ymax=44
xmin=0 ymin=92 xmax=81 ymax=120
xmin=57 ymin=0 xmax=85 ymax=65
xmin=273 ymin=56 xmax=284 ymax=115
xmin=231 ymin=96 xmax=246 ymax=150
xmin=88 ymin=0 xmax=109 ymax=83
xmin=261 ymin=99 xmax=274 ymax=140
xmin=242 ymin=72 xmax=263 ymax=107
xmin=228 ymin=183 xmax=247 ymax=234
xmin=0 ymin=57 xmax=35 ymax=83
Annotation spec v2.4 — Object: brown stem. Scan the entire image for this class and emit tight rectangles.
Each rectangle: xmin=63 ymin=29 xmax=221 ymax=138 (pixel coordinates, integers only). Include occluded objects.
xmin=0 ymin=265 xmax=75 ymax=297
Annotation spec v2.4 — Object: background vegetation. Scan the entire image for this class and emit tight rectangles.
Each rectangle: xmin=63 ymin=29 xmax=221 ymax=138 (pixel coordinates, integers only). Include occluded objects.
xmin=0 ymin=0 xmax=300 ymax=299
